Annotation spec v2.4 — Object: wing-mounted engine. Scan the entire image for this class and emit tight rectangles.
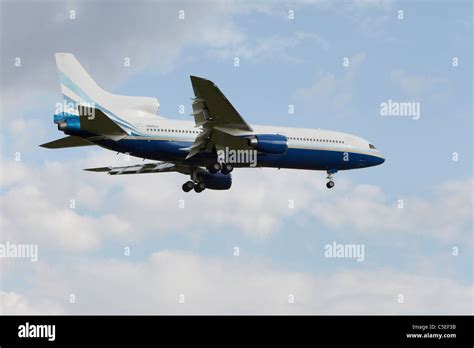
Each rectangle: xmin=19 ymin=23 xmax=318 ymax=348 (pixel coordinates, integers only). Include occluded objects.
xmin=198 ymin=172 xmax=232 ymax=190
xmin=247 ymin=134 xmax=288 ymax=155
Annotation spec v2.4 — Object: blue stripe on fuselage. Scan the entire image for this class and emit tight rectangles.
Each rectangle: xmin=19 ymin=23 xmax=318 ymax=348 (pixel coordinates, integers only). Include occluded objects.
xmin=91 ymin=137 xmax=384 ymax=171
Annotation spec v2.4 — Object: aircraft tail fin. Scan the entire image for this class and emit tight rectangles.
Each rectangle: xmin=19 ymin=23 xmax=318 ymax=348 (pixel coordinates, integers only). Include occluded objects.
xmin=55 ymin=53 xmax=160 ymax=120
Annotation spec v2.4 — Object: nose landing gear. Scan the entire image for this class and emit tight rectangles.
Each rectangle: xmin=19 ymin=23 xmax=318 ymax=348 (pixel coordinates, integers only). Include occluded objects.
xmin=326 ymin=169 xmax=337 ymax=189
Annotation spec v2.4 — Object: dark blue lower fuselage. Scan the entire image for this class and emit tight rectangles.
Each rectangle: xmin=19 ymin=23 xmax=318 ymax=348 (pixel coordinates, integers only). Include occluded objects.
xmin=92 ymin=137 xmax=385 ymax=171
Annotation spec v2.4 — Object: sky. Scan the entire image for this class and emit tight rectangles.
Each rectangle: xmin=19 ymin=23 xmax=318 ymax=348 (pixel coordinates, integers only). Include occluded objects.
xmin=0 ymin=0 xmax=472 ymax=314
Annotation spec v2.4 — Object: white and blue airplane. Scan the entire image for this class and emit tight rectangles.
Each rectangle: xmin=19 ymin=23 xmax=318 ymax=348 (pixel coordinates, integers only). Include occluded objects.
xmin=41 ymin=53 xmax=385 ymax=192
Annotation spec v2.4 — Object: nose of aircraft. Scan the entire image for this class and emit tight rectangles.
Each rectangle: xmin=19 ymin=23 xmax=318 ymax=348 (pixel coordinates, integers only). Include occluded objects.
xmin=357 ymin=153 xmax=385 ymax=168
xmin=374 ymin=154 xmax=385 ymax=166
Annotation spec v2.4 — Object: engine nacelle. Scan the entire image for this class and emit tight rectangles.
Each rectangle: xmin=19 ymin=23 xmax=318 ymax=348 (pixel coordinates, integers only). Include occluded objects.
xmin=199 ymin=172 xmax=232 ymax=190
xmin=248 ymin=134 xmax=288 ymax=155
xmin=55 ymin=113 xmax=82 ymax=135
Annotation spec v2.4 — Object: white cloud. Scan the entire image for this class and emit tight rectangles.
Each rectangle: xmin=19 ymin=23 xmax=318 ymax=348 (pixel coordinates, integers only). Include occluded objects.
xmin=309 ymin=178 xmax=473 ymax=242
xmin=0 ymin=291 xmax=64 ymax=315
xmin=2 ymin=250 xmax=471 ymax=314
xmin=0 ymin=156 xmax=135 ymax=252
xmin=0 ymin=0 xmax=261 ymax=113
xmin=1 ymin=0 xmax=389 ymax=113
xmin=295 ymin=72 xmax=337 ymax=99
xmin=0 ymin=184 xmax=131 ymax=252
xmin=294 ymin=52 xmax=367 ymax=115
xmin=390 ymin=69 xmax=449 ymax=98
xmin=0 ymin=156 xmax=27 ymax=188
xmin=1 ymin=148 xmax=471 ymax=251
xmin=212 ymin=31 xmax=329 ymax=62
xmin=349 ymin=0 xmax=393 ymax=10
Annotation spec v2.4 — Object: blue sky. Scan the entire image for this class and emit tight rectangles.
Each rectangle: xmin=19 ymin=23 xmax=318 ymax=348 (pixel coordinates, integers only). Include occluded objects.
xmin=0 ymin=0 xmax=472 ymax=314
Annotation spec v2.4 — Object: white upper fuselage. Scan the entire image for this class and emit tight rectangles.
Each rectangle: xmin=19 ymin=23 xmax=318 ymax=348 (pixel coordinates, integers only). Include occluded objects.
xmin=129 ymin=117 xmax=384 ymax=159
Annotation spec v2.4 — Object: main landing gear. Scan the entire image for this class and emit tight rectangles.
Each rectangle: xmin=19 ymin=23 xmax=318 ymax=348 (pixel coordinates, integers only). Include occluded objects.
xmin=326 ymin=169 xmax=337 ymax=189
xmin=182 ymin=169 xmax=206 ymax=193
xmin=220 ymin=163 xmax=233 ymax=175
xmin=207 ymin=163 xmax=233 ymax=175
xmin=182 ymin=180 xmax=206 ymax=193
xmin=183 ymin=163 xmax=234 ymax=193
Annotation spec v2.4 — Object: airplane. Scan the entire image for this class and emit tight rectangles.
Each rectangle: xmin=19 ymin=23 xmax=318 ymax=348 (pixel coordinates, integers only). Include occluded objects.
xmin=40 ymin=53 xmax=385 ymax=193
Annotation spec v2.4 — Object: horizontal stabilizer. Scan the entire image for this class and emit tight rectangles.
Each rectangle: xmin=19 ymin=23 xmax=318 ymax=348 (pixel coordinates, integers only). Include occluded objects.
xmin=40 ymin=136 xmax=94 ymax=149
xmin=83 ymin=167 xmax=111 ymax=172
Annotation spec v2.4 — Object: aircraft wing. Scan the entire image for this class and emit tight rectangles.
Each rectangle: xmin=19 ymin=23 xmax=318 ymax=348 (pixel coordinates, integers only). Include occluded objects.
xmin=84 ymin=162 xmax=203 ymax=175
xmin=187 ymin=76 xmax=255 ymax=159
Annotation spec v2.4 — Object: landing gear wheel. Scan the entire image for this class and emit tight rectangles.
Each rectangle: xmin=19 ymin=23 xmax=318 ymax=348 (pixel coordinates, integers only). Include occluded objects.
xmin=194 ymin=182 xmax=206 ymax=193
xmin=208 ymin=163 xmax=221 ymax=174
xmin=221 ymin=163 xmax=233 ymax=175
xmin=325 ymin=169 xmax=337 ymax=189
xmin=182 ymin=181 xmax=194 ymax=192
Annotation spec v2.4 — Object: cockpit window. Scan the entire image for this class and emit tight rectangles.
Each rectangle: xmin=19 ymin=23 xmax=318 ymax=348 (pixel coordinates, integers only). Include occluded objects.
xmin=369 ymin=144 xmax=376 ymax=149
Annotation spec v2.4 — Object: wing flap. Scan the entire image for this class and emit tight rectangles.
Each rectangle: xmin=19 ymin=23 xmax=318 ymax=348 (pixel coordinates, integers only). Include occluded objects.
xmin=84 ymin=162 xmax=182 ymax=175
xmin=186 ymin=129 xmax=212 ymax=159
xmin=191 ymin=99 xmax=211 ymax=127
xmin=186 ymin=76 xmax=255 ymax=159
